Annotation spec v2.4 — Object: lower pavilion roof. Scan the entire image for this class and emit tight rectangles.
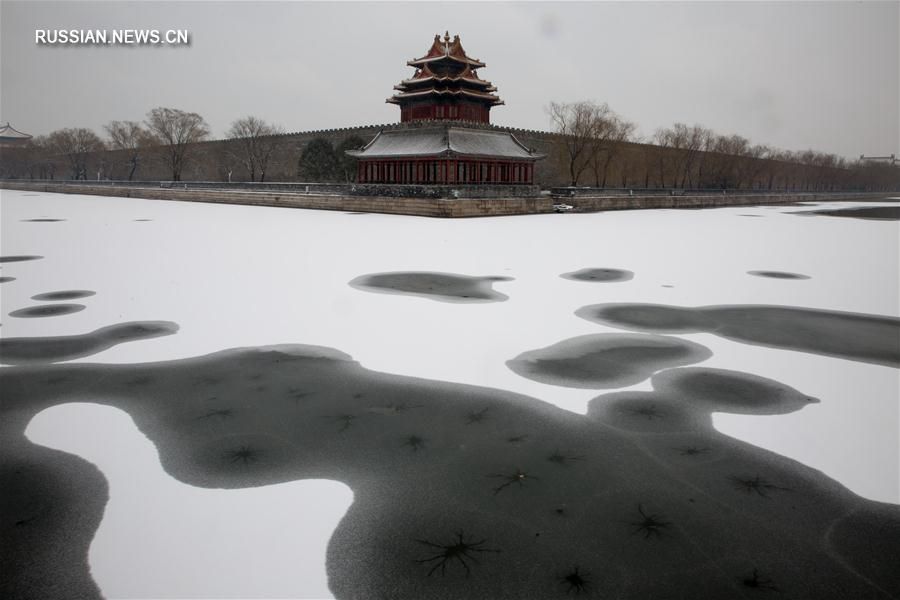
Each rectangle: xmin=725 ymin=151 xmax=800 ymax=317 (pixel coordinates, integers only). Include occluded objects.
xmin=387 ymin=87 xmax=504 ymax=105
xmin=346 ymin=126 xmax=544 ymax=160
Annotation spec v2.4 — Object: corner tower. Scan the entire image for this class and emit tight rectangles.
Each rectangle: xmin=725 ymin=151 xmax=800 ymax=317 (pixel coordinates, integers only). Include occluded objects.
xmin=348 ymin=33 xmax=544 ymax=186
xmin=388 ymin=32 xmax=504 ymax=124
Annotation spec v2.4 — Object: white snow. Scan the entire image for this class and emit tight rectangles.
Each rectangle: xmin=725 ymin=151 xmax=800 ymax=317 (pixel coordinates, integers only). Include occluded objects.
xmin=3 ymin=189 xmax=898 ymax=598
xmin=26 ymin=402 xmax=352 ymax=599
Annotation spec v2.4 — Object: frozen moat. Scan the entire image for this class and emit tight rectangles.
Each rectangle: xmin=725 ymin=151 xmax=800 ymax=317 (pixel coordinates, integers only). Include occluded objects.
xmin=2 ymin=189 xmax=898 ymax=599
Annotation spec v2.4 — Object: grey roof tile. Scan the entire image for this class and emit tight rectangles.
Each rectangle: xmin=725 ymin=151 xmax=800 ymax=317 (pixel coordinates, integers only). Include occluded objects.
xmin=347 ymin=126 xmax=543 ymax=160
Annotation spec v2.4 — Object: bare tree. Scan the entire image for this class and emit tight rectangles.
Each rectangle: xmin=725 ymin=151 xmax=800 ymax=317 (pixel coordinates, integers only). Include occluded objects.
xmin=47 ymin=127 xmax=104 ymax=180
xmin=737 ymin=144 xmax=771 ymax=189
xmin=588 ymin=110 xmax=635 ymax=187
xmin=548 ymin=101 xmax=601 ymax=186
xmin=652 ymin=128 xmax=674 ymax=187
xmin=653 ymin=123 xmax=712 ymax=188
xmin=679 ymin=125 xmax=712 ymax=188
xmin=145 ymin=107 xmax=210 ymax=181
xmin=706 ymin=134 xmax=751 ymax=188
xmin=104 ymin=120 xmax=153 ymax=180
xmin=29 ymin=135 xmax=57 ymax=179
xmin=226 ymin=116 xmax=284 ymax=182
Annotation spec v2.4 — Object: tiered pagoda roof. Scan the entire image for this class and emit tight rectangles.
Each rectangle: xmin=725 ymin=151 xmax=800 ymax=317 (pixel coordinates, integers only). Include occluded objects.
xmin=348 ymin=33 xmax=544 ymax=186
xmin=387 ymin=32 xmax=504 ymax=116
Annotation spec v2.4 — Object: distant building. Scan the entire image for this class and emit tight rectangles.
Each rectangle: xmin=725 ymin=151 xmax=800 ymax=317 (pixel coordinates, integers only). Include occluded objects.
xmin=347 ymin=32 xmax=544 ymax=185
xmin=0 ymin=123 xmax=33 ymax=147
xmin=859 ymin=154 xmax=898 ymax=166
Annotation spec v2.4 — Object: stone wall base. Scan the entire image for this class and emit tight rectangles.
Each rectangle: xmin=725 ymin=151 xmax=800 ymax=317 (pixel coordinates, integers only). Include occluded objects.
xmin=0 ymin=182 xmax=892 ymax=218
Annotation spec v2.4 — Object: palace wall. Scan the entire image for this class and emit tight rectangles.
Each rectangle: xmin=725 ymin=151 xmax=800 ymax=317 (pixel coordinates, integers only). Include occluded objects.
xmin=4 ymin=121 xmax=895 ymax=192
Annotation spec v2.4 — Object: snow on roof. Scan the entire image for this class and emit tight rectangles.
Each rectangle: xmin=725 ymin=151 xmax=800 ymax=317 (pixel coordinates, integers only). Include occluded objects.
xmin=387 ymin=88 xmax=504 ymax=104
xmin=346 ymin=127 xmax=544 ymax=160
xmin=407 ymin=32 xmax=486 ymax=69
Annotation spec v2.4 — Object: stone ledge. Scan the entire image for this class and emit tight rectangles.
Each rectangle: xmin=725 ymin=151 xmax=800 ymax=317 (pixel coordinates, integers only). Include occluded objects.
xmin=0 ymin=182 xmax=553 ymax=218
xmin=1 ymin=182 xmax=892 ymax=218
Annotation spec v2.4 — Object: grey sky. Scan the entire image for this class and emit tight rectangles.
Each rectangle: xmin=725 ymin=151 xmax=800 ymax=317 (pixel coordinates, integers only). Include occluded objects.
xmin=2 ymin=1 xmax=897 ymax=159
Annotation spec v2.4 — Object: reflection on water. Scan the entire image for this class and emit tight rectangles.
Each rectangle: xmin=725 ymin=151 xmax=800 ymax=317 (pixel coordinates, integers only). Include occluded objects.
xmin=3 ymin=343 xmax=898 ymax=599
xmin=0 ymin=255 xmax=43 ymax=263
xmin=0 ymin=321 xmax=179 ymax=365
xmin=577 ymin=303 xmax=900 ymax=367
xmin=560 ymin=268 xmax=634 ymax=283
xmin=31 ymin=290 xmax=96 ymax=301
xmin=794 ymin=206 xmax=900 ymax=220
xmin=9 ymin=304 xmax=85 ymax=319
xmin=747 ymin=270 xmax=810 ymax=280
xmin=349 ymin=271 xmax=513 ymax=303
xmin=506 ymin=333 xmax=711 ymax=389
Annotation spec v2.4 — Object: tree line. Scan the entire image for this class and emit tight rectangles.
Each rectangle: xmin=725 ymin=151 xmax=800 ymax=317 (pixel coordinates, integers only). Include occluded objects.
xmin=2 ymin=102 xmax=897 ymax=191
xmin=0 ymin=107 xmax=365 ymax=183
xmin=548 ymin=100 xmax=898 ymax=191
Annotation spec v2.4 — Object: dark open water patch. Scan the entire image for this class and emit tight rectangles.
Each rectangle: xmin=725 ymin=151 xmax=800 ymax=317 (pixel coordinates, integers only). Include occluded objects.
xmin=9 ymin=304 xmax=85 ymax=319
xmin=506 ymin=333 xmax=711 ymax=389
xmin=1 ymin=346 xmax=896 ymax=599
xmin=588 ymin=367 xmax=819 ymax=434
xmin=560 ymin=268 xmax=634 ymax=283
xmin=21 ymin=219 xmax=66 ymax=223
xmin=133 ymin=219 xmax=153 ymax=222
xmin=0 ymin=256 xmax=43 ymax=263
xmin=0 ymin=277 xmax=15 ymax=284
xmin=31 ymin=290 xmax=96 ymax=301
xmin=793 ymin=206 xmax=900 ymax=221
xmin=577 ymin=303 xmax=900 ymax=368
xmin=0 ymin=321 xmax=178 ymax=365
xmin=738 ymin=214 xmax=764 ymax=217
xmin=349 ymin=271 xmax=513 ymax=303
xmin=747 ymin=270 xmax=811 ymax=280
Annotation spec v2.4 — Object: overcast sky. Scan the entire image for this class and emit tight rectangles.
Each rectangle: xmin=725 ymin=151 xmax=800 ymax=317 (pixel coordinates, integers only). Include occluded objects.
xmin=2 ymin=1 xmax=897 ymax=159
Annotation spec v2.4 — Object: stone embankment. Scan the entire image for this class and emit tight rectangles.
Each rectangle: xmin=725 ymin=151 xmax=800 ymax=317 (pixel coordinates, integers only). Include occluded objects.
xmin=0 ymin=181 xmax=892 ymax=217
xmin=553 ymin=191 xmax=893 ymax=212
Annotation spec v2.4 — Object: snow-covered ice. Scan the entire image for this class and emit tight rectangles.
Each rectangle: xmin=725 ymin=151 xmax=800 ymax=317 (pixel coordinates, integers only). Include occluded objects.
xmin=2 ymin=189 xmax=898 ymax=598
